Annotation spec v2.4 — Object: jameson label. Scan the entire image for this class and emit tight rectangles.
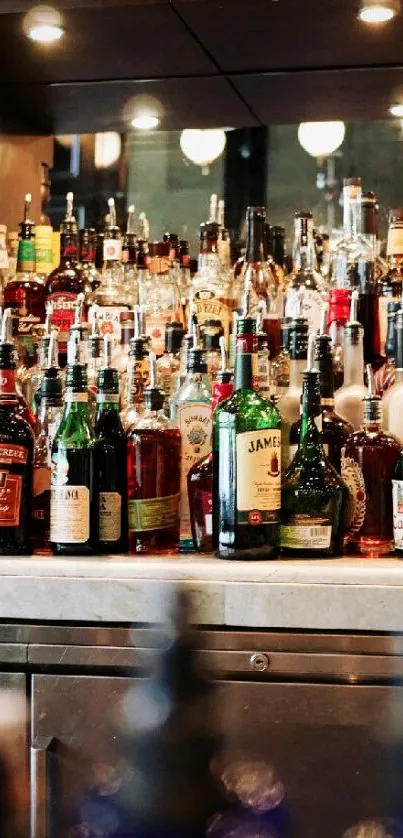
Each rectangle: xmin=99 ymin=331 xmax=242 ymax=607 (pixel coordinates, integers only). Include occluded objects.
xmin=96 ymin=305 xmax=129 ymax=346
xmin=236 ymin=429 xmax=281 ymax=525
xmin=178 ymin=401 xmax=212 ymax=542
xmin=192 ymin=293 xmax=231 ymax=342
xmin=50 ymin=485 xmax=90 ymax=543
xmin=128 ymin=492 xmax=180 ymax=532
xmin=280 ymin=517 xmax=332 ymax=550
xmin=145 ymin=313 xmax=173 ymax=357
xmin=393 ymin=480 xmax=403 ymax=549
xmin=17 ymin=239 xmax=35 ymax=272
xmin=48 ymin=291 xmax=78 ymax=349
xmin=35 ymin=226 xmax=53 ymax=274
xmin=99 ymin=492 xmax=121 ymax=542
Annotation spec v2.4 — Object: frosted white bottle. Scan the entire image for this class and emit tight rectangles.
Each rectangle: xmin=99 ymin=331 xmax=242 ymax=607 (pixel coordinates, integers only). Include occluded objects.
xmin=334 ymin=320 xmax=367 ymax=431
xmin=278 ymin=317 xmax=308 ymax=469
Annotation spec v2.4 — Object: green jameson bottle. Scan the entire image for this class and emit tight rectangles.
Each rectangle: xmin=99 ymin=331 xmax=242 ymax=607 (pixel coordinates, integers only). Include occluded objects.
xmin=213 ymin=314 xmax=281 ymax=560
xmin=280 ymin=336 xmax=350 ymax=558
xmin=50 ymin=331 xmax=95 ymax=555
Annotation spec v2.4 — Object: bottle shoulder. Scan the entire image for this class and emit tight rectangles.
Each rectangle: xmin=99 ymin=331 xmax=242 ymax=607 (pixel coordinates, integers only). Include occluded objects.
xmin=345 ymin=426 xmax=401 ymax=450
xmin=214 ymin=389 xmax=281 ymax=425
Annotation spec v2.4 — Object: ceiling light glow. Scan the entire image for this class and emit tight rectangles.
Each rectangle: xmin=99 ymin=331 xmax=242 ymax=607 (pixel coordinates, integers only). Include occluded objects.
xmin=389 ymin=103 xmax=403 ymax=116
xmin=297 ymin=121 xmax=346 ymax=158
xmin=358 ymin=0 xmax=400 ymax=23
xmin=24 ymin=5 xmax=65 ymax=43
xmin=180 ymin=129 xmax=227 ymax=174
xmin=131 ymin=114 xmax=160 ymax=130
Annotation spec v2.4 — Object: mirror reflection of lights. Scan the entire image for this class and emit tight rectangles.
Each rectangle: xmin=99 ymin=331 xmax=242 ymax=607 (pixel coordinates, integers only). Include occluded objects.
xmin=94 ymin=132 xmax=122 ymax=169
xmin=389 ymin=103 xmax=403 ymax=117
xmin=131 ymin=114 xmax=160 ymax=131
xmin=24 ymin=5 xmax=65 ymax=43
xmin=358 ymin=0 xmax=400 ymax=23
xmin=298 ymin=121 xmax=346 ymax=158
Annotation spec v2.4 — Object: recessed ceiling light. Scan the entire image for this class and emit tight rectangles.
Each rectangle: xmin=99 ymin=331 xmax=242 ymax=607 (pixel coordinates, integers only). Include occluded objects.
xmin=390 ymin=103 xmax=403 ymax=116
xmin=358 ymin=0 xmax=400 ymax=23
xmin=24 ymin=5 xmax=65 ymax=44
xmin=131 ymin=114 xmax=160 ymax=130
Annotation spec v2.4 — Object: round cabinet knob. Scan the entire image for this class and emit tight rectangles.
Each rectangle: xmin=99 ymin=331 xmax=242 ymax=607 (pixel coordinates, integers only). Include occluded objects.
xmin=250 ymin=652 xmax=270 ymax=672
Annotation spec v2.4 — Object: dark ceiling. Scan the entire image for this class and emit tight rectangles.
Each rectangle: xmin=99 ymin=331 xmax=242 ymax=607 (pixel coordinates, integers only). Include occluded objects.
xmin=2 ymin=0 xmax=403 ymax=132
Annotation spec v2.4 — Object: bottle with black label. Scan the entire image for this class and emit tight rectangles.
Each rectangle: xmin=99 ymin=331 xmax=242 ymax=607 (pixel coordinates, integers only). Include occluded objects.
xmin=0 ymin=310 xmax=34 ymax=555
xmin=281 ymin=336 xmax=350 ymax=558
xmin=50 ymin=331 xmax=95 ymax=555
xmin=213 ymin=307 xmax=281 ymax=560
xmin=94 ymin=336 xmax=127 ymax=553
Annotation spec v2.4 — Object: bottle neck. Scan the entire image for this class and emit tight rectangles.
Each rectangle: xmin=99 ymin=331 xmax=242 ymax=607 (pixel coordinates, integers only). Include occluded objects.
xmin=234 ymin=331 xmax=259 ymax=391
xmin=294 ymin=217 xmax=315 ymax=271
xmin=64 ymin=365 xmax=90 ymax=413
xmin=289 ymin=358 xmax=306 ymax=389
xmin=60 ymin=233 xmax=79 ymax=266
xmin=17 ymin=235 xmax=36 ymax=274
xmin=299 ymin=373 xmax=322 ymax=451
xmin=316 ymin=338 xmax=335 ymax=403
xmin=343 ymin=188 xmax=362 ymax=238
xmin=245 ymin=215 xmax=267 ymax=264
xmin=343 ymin=327 xmax=364 ymax=385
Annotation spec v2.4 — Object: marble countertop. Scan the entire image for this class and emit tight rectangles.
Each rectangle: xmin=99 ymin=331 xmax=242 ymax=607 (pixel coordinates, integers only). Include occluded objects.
xmin=0 ymin=555 xmax=403 ymax=631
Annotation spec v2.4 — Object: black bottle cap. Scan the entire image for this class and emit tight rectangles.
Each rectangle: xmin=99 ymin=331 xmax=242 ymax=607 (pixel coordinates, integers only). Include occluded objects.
xmin=246 ymin=206 xmax=266 ymax=221
xmin=65 ymin=364 xmax=88 ymax=391
xmin=363 ymin=394 xmax=382 ymax=424
xmin=215 ymin=370 xmax=232 ymax=385
xmin=97 ymin=367 xmax=120 ymax=394
xmin=165 ymin=321 xmax=184 ymax=354
xmin=143 ymin=385 xmax=165 ymax=411
xmin=89 ymin=335 xmax=103 ymax=359
xmin=280 ymin=317 xmax=293 ymax=351
xmin=129 ymin=336 xmax=148 ymax=359
xmin=301 ymin=369 xmax=321 ymax=416
xmin=187 ymin=348 xmax=207 ymax=374
xmin=40 ymin=367 xmax=63 ymax=401
xmin=237 ymin=317 xmax=256 ymax=336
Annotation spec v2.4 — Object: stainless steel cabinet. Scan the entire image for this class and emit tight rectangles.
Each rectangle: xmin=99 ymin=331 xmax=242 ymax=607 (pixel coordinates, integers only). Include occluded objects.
xmin=29 ymin=631 xmax=403 ymax=838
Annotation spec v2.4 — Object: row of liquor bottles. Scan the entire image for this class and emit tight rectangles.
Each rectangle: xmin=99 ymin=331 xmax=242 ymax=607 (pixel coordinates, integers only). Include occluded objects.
xmin=2 ymin=283 xmax=403 ymax=559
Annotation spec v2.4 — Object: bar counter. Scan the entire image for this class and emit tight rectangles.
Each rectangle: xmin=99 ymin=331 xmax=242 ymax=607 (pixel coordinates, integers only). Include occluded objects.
xmin=0 ymin=555 xmax=402 ymax=631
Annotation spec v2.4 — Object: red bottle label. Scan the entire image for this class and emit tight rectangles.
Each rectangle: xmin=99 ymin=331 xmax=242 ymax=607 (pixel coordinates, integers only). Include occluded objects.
xmin=212 ymin=382 xmax=233 ymax=412
xmin=0 ymin=371 xmax=16 ymax=397
xmin=0 ymin=444 xmax=28 ymax=528
xmin=48 ymin=292 xmax=78 ymax=349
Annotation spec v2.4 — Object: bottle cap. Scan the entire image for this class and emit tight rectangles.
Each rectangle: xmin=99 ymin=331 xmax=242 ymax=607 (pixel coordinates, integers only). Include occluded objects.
xmin=246 ymin=206 xmax=266 ymax=221
xmin=237 ymin=317 xmax=256 ymax=336
xmin=165 ymin=321 xmax=184 ymax=354
xmin=40 ymin=331 xmax=62 ymax=401
xmin=344 ymin=177 xmax=361 ymax=187
xmin=187 ymin=348 xmax=207 ymax=374
xmin=203 ymin=320 xmax=224 ymax=350
xmin=363 ymin=364 xmax=382 ymax=424
xmin=129 ymin=336 xmax=148 ymax=358
xmin=288 ymin=319 xmax=309 ymax=360
xmin=328 ymin=288 xmax=350 ymax=325
xmin=280 ymin=317 xmax=293 ymax=351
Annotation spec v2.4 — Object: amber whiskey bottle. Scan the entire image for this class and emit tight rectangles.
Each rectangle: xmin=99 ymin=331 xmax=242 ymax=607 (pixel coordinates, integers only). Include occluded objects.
xmin=0 ymin=311 xmax=34 ymax=554
xmin=45 ymin=192 xmax=87 ymax=367
xmin=127 ymin=353 xmax=181 ymax=554
xmin=4 ymin=193 xmax=46 ymax=367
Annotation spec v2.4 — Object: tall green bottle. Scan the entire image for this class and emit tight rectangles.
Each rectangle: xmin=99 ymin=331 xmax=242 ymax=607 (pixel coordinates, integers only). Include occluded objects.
xmin=213 ymin=314 xmax=281 ymax=560
xmin=50 ymin=330 xmax=95 ymax=554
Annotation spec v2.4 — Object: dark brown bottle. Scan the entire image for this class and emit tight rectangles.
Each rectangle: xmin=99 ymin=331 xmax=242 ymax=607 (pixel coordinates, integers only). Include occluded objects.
xmin=45 ymin=192 xmax=87 ymax=367
xmin=0 ymin=311 xmax=34 ymax=554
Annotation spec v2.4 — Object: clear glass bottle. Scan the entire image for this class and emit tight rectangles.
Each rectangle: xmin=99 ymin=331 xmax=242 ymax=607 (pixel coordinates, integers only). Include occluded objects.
xmin=79 ymin=228 xmax=101 ymax=293
xmin=270 ymin=317 xmax=292 ymax=397
xmin=122 ymin=204 xmax=139 ymax=308
xmin=235 ymin=208 xmax=283 ymax=340
xmin=4 ymin=193 xmax=46 ymax=368
xmin=31 ymin=331 xmax=64 ymax=555
xmin=281 ymin=337 xmax=349 ymax=558
xmin=188 ymin=338 xmax=233 ymax=553
xmin=120 ymin=332 xmax=150 ymax=431
xmin=89 ymin=197 xmax=130 ymax=350
xmin=115 ymin=310 xmax=135 ymax=410
xmin=127 ymin=352 xmax=181 ymax=554
xmin=170 ymin=330 xmax=212 ymax=552
xmin=377 ymin=208 xmax=403 ymax=353
xmin=139 ymin=241 xmax=183 ymax=356
xmin=213 ymin=316 xmax=281 ymax=560
xmin=94 ymin=336 xmax=128 ymax=553
xmin=50 ymin=331 xmax=95 ymax=555
xmin=285 ymin=211 xmax=325 ymax=333
xmin=46 ymin=192 xmax=88 ymax=368
xmin=334 ymin=291 xmax=368 ymax=431
xmin=156 ymin=320 xmax=184 ymax=410
xmin=203 ymin=319 xmax=224 ymax=379
xmin=190 ymin=222 xmax=232 ymax=345
xmin=332 ymin=177 xmax=381 ymax=368
xmin=343 ymin=368 xmax=401 ymax=556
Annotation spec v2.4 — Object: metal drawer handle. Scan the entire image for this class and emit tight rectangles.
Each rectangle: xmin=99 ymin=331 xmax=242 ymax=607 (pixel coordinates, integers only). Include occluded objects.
xmin=250 ymin=653 xmax=270 ymax=672
xmin=30 ymin=736 xmax=56 ymax=838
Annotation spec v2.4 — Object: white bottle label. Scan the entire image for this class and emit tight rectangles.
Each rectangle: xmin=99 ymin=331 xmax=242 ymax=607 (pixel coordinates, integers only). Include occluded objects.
xmin=99 ymin=491 xmax=121 ymax=542
xmin=236 ymin=429 xmax=281 ymax=525
xmin=92 ymin=305 xmax=128 ymax=346
xmin=393 ymin=480 xmax=403 ymax=549
xmin=280 ymin=521 xmax=332 ymax=550
xmin=178 ymin=402 xmax=212 ymax=543
xmin=50 ymin=486 xmax=90 ymax=543
xmin=103 ymin=239 xmax=122 ymax=261
xmin=285 ymin=287 xmax=324 ymax=334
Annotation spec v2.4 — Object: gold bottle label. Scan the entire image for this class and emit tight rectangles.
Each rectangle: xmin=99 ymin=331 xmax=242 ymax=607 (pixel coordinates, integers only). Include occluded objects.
xmin=128 ymin=492 xmax=180 ymax=532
